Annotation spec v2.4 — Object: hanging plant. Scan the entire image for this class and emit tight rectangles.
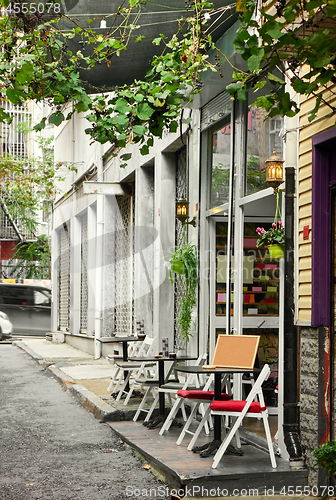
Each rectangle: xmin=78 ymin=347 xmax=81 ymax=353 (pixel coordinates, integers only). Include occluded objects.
xmin=168 ymin=224 xmax=199 ymax=341
xmin=256 ymin=191 xmax=285 ymax=257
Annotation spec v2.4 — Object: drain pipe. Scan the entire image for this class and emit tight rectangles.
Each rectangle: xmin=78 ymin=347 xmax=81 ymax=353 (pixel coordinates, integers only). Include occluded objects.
xmin=283 ymin=166 xmax=303 ymax=463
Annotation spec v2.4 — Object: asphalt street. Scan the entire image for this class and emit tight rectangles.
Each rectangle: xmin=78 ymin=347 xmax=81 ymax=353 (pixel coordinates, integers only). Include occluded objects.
xmin=0 ymin=344 xmax=168 ymax=500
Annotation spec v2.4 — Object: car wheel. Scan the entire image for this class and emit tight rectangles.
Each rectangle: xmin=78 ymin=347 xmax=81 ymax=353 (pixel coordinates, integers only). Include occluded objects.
xmin=0 ymin=327 xmax=3 ymax=341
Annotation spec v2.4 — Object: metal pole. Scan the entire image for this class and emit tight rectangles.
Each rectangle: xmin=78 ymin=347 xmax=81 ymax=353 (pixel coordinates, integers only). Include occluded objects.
xmin=226 ymin=99 xmax=236 ymax=335
xmin=283 ymin=166 xmax=303 ymax=461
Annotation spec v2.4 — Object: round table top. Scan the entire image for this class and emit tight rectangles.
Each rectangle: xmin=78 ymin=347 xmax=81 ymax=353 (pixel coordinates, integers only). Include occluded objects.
xmin=128 ymin=355 xmax=197 ymax=362
xmin=175 ymin=364 xmax=260 ymax=374
xmin=97 ymin=336 xmax=143 ymax=343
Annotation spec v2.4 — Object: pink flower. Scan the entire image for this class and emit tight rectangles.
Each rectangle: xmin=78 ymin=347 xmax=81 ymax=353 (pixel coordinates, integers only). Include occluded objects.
xmin=272 ymin=223 xmax=276 ymax=228
xmin=279 ymin=221 xmax=283 ymax=228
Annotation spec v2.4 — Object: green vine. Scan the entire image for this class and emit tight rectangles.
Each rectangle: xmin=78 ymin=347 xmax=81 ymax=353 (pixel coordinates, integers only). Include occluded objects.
xmin=169 ymin=224 xmax=199 ymax=341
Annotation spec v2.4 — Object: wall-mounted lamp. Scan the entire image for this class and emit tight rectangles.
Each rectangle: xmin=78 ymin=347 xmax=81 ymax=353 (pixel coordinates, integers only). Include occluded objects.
xmin=265 ymin=149 xmax=284 ymax=193
xmin=176 ymin=199 xmax=197 ymax=227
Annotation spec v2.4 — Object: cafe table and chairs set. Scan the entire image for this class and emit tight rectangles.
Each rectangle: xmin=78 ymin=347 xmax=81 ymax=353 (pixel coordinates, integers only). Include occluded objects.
xmin=104 ymin=332 xmax=277 ymax=470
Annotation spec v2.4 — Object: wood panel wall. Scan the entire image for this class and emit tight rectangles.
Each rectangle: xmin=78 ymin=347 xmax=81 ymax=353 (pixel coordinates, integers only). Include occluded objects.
xmin=298 ymin=83 xmax=336 ymax=323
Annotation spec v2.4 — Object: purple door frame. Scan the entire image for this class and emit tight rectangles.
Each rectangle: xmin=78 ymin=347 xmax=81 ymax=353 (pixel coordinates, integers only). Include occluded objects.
xmin=311 ymin=127 xmax=336 ymax=326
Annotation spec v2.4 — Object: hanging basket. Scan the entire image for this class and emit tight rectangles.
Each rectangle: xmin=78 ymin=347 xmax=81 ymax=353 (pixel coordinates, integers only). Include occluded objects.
xmin=170 ymin=259 xmax=185 ymax=274
xmin=268 ymin=244 xmax=285 ymax=259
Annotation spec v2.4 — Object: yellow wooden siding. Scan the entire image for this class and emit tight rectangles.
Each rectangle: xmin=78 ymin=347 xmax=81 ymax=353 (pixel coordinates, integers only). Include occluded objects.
xmin=299 ymin=177 xmax=312 ymax=193
xmin=298 ymin=217 xmax=311 ymax=232
xmin=299 ymin=256 xmax=311 ymax=270
xmin=299 ymin=282 xmax=311 ymax=295
xmin=297 ymin=83 xmax=336 ymax=324
xmin=298 ymin=296 xmax=312 ymax=309
xmin=298 ymin=308 xmax=311 ymax=323
xmin=299 ymin=164 xmax=312 ymax=181
xmin=299 ymin=269 xmax=311 ymax=283
xmin=298 ymin=243 xmax=312 ymax=258
xmin=298 ymin=204 xmax=311 ymax=219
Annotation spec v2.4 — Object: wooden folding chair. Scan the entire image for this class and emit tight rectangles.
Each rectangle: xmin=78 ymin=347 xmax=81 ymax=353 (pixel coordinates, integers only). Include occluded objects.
xmin=210 ymin=364 xmax=277 ymax=469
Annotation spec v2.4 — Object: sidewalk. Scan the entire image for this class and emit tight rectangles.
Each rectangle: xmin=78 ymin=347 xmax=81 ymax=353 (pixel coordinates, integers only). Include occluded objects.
xmin=13 ymin=338 xmax=150 ymax=422
xmin=12 ymin=338 xmax=310 ymax=496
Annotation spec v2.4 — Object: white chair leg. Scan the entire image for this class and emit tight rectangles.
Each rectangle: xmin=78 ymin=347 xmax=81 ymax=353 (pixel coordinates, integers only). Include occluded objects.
xmin=144 ymin=393 xmax=159 ymax=422
xmin=262 ymin=413 xmax=277 ymax=468
xmin=115 ymin=373 xmax=131 ymax=402
xmin=159 ymin=398 xmax=183 ymax=435
xmin=187 ymin=407 xmax=211 ymax=451
xmin=181 ymin=402 xmax=187 ymax=422
xmin=199 ymin=403 xmax=210 ymax=435
xmin=176 ymin=402 xmax=199 ymax=445
xmin=133 ymin=387 xmax=151 ymax=421
xmin=212 ymin=415 xmax=244 ymax=468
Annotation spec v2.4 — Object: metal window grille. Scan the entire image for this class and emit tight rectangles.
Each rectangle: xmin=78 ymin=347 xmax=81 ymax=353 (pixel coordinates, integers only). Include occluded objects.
xmin=80 ymin=212 xmax=88 ymax=333
xmin=201 ymin=91 xmax=232 ymax=131
xmin=114 ymin=194 xmax=134 ymax=334
xmin=0 ymin=102 xmax=34 ymax=240
xmin=174 ymin=146 xmax=188 ymax=350
xmin=58 ymin=224 xmax=70 ymax=332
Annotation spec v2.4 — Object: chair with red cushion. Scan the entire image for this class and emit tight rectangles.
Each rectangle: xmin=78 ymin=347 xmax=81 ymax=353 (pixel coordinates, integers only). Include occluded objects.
xmin=175 ymin=379 xmax=233 ymax=449
xmin=210 ymin=364 xmax=277 ymax=469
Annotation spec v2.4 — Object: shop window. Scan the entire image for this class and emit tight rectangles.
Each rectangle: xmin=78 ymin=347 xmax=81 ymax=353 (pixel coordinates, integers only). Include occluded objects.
xmin=245 ymin=108 xmax=284 ymax=196
xmin=215 ymin=221 xmax=280 ymax=318
xmin=210 ymin=116 xmax=231 ymax=208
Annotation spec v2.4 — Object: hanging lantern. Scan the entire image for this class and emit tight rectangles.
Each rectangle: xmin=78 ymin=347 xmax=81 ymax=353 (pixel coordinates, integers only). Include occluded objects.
xmin=176 ymin=199 xmax=197 ymax=227
xmin=265 ymin=149 xmax=284 ymax=191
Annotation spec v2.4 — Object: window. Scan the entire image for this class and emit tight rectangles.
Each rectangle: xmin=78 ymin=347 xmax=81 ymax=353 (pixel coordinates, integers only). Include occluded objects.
xmin=210 ymin=116 xmax=231 ymax=208
xmin=34 ymin=289 xmax=51 ymax=306
xmin=245 ymin=108 xmax=284 ymax=196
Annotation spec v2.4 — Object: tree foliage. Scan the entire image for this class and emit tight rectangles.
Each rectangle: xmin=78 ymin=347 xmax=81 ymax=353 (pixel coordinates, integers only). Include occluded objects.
xmin=0 ymin=0 xmax=219 ymax=166
xmin=0 ymin=0 xmax=335 ymax=167
xmin=227 ymin=0 xmax=336 ymax=122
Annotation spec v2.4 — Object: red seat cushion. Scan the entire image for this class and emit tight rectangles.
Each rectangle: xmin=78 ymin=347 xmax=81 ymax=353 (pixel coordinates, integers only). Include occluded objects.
xmin=177 ymin=390 xmax=232 ymax=401
xmin=210 ymin=400 xmax=266 ymax=413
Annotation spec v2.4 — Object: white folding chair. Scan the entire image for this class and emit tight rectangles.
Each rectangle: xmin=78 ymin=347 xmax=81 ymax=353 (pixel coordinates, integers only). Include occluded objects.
xmin=111 ymin=337 xmax=156 ymax=402
xmin=175 ymin=373 xmax=232 ymax=449
xmin=134 ymin=354 xmax=207 ymax=424
xmin=107 ymin=339 xmax=143 ymax=393
xmin=210 ymin=364 xmax=277 ymax=469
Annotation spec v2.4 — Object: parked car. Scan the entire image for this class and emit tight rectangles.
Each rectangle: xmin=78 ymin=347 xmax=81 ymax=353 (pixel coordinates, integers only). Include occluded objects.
xmin=0 ymin=311 xmax=13 ymax=340
xmin=0 ymin=283 xmax=51 ymax=335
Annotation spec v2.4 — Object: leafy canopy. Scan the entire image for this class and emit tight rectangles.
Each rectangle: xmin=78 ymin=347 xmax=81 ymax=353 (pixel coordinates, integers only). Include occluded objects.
xmin=228 ymin=0 xmax=336 ymax=122
xmin=0 ymin=0 xmax=221 ymax=166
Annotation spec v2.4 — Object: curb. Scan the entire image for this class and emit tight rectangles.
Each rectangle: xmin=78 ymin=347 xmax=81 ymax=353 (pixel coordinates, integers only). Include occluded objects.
xmin=13 ymin=340 xmax=122 ymax=423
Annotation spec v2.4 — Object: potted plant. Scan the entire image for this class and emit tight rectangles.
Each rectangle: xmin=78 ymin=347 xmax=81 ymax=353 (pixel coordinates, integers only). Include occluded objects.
xmin=312 ymin=441 xmax=336 ymax=484
xmin=168 ymin=228 xmax=199 ymax=342
xmin=256 ymin=220 xmax=285 ymax=259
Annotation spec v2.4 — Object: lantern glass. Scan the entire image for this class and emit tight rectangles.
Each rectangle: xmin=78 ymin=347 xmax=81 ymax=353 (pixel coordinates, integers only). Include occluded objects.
xmin=176 ymin=199 xmax=190 ymax=223
xmin=265 ymin=149 xmax=284 ymax=188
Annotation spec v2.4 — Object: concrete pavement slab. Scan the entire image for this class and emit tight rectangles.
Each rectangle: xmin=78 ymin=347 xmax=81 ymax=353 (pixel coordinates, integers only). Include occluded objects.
xmin=14 ymin=338 xmax=93 ymax=361
xmin=58 ymin=364 xmax=115 ymax=379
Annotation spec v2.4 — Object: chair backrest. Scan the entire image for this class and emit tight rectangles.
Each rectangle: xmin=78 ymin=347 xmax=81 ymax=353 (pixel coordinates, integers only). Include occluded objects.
xmin=244 ymin=363 xmax=270 ymax=408
xmin=137 ymin=336 xmax=156 ymax=357
xmin=178 ymin=353 xmax=208 ymax=389
xmin=212 ymin=334 xmax=260 ymax=370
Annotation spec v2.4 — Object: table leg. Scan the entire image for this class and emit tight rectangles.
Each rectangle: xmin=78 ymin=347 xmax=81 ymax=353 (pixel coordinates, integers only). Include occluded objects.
xmin=122 ymin=342 xmax=130 ymax=393
xmin=193 ymin=372 xmax=243 ymax=458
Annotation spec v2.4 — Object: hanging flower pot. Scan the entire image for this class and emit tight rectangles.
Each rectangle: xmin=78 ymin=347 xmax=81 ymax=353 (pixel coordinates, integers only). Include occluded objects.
xmin=170 ymin=259 xmax=185 ymax=274
xmin=268 ymin=244 xmax=285 ymax=259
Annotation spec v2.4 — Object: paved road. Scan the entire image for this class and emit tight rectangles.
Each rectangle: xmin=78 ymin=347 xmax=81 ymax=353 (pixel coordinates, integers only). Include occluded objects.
xmin=0 ymin=344 xmax=167 ymax=500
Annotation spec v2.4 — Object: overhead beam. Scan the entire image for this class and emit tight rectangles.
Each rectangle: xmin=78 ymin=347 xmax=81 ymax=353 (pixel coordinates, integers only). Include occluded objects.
xmin=83 ymin=182 xmax=132 ymax=196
